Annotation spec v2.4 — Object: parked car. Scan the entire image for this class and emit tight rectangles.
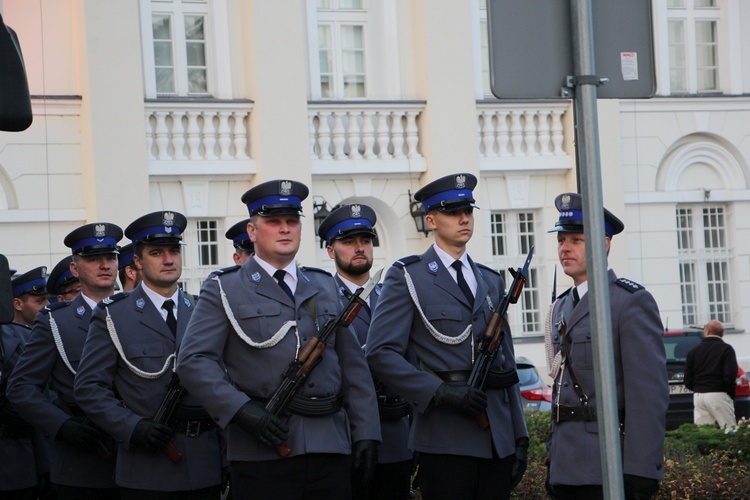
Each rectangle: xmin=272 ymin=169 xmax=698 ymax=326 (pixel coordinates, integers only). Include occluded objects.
xmin=517 ymin=357 xmax=552 ymax=411
xmin=662 ymin=329 xmax=750 ymax=430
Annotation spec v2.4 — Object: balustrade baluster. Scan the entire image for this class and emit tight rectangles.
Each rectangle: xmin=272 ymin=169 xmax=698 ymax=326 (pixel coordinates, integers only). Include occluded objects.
xmin=347 ymin=111 xmax=362 ymax=160
xmin=234 ymin=112 xmax=250 ymax=160
xmin=405 ymin=111 xmax=420 ymax=159
xmin=361 ymin=111 xmax=375 ymax=159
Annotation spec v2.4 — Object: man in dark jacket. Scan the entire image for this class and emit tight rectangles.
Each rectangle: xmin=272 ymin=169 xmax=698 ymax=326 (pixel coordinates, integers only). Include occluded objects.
xmin=684 ymin=320 xmax=738 ymax=430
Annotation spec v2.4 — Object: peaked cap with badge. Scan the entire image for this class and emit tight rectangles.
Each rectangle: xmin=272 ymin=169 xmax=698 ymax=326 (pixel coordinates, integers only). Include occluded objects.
xmin=317 ymin=203 xmax=377 ymax=246
xmin=46 ymin=255 xmax=78 ymax=296
xmin=225 ymin=218 xmax=254 ymax=252
xmin=117 ymin=242 xmax=136 ymax=270
xmin=414 ymin=172 xmax=478 ymax=213
xmin=548 ymin=192 xmax=624 ymax=238
xmin=125 ymin=210 xmax=188 ymax=246
xmin=240 ymin=179 xmax=309 ymax=217
xmin=11 ymin=266 xmax=48 ymax=297
xmin=64 ymin=222 xmax=123 ymax=256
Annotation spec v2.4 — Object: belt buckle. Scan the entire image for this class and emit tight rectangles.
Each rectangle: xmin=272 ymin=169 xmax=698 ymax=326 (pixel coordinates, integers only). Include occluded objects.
xmin=185 ymin=420 xmax=201 ymax=438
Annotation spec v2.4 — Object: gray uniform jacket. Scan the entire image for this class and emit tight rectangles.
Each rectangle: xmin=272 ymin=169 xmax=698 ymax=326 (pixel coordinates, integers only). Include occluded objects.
xmin=73 ymin=284 xmax=222 ymax=491
xmin=8 ymin=297 xmax=116 ymax=489
xmin=175 ymin=260 xmax=380 ymax=462
xmin=365 ymin=247 xmax=528 ymax=460
xmin=547 ymin=269 xmax=669 ymax=485
xmin=1 ymin=322 xmax=45 ymax=491
xmin=334 ymin=274 xmax=411 ymax=464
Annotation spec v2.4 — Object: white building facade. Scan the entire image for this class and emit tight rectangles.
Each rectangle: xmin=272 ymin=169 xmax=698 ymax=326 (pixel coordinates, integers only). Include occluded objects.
xmin=2 ymin=0 xmax=749 ymax=369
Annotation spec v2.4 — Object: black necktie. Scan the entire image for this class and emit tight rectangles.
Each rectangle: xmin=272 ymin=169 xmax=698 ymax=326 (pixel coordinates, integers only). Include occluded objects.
xmin=572 ymin=287 xmax=580 ymax=308
xmin=451 ymin=260 xmax=474 ymax=306
xmin=274 ymin=269 xmax=295 ymax=303
xmin=162 ymin=299 xmax=177 ymax=336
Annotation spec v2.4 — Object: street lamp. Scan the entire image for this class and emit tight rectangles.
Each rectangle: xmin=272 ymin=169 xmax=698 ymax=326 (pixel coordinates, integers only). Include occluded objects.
xmin=408 ymin=190 xmax=431 ymax=237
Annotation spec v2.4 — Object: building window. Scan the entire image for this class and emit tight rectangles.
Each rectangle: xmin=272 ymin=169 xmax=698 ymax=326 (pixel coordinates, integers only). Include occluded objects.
xmin=666 ymin=0 xmax=719 ymax=94
xmin=676 ymin=206 xmax=732 ymax=325
xmin=311 ymin=0 xmax=368 ymax=99
xmin=143 ymin=0 xmax=210 ymax=97
xmin=490 ymin=211 xmax=541 ymax=335
xmin=180 ymin=218 xmax=222 ymax=295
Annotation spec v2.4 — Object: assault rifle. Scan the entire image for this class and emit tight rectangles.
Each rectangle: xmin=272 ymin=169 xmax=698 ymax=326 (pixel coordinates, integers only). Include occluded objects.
xmin=266 ymin=268 xmax=383 ymax=457
xmin=153 ymin=372 xmax=185 ymax=463
xmin=468 ymin=246 xmax=534 ymax=429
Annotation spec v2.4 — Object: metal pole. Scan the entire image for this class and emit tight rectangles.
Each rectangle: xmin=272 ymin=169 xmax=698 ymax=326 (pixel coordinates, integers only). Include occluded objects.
xmin=569 ymin=0 xmax=624 ymax=498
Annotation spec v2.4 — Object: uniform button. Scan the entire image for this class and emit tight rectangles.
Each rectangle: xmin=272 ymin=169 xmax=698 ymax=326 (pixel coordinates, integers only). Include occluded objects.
xmin=257 ymin=309 xmax=262 ymax=314
xmin=563 ymin=382 xmax=570 ymax=387
xmin=297 ymin=316 xmax=302 ymax=320
xmin=142 ymin=349 xmax=148 ymax=355
xmin=441 ymin=311 xmax=446 ymax=316
xmin=308 ymin=382 xmax=315 ymax=388
xmin=302 ymin=336 xmax=307 ymax=341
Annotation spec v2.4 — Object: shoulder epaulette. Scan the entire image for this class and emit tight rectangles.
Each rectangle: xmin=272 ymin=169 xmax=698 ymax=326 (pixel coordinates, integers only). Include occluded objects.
xmin=299 ymin=266 xmax=331 ymax=276
xmin=476 ymin=263 xmax=501 ymax=277
xmin=42 ymin=301 xmax=70 ymax=314
xmin=213 ymin=265 xmax=241 ymax=276
xmin=100 ymin=292 xmax=130 ymax=306
xmin=393 ymin=255 xmax=421 ymax=269
xmin=614 ymin=278 xmax=645 ymax=293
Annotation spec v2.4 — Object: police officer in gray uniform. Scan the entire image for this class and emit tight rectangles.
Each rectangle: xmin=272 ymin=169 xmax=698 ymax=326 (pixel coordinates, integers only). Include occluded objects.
xmin=319 ymin=203 xmax=413 ymax=500
xmin=9 ymin=223 xmax=122 ymax=499
xmin=117 ymin=242 xmax=142 ymax=292
xmin=366 ymin=173 xmax=529 ymax=500
xmin=47 ymin=256 xmax=81 ymax=302
xmin=544 ymin=193 xmax=669 ymax=499
xmin=225 ymin=218 xmax=254 ymax=265
xmin=177 ymin=179 xmax=381 ymax=500
xmin=74 ymin=211 xmax=223 ymax=499
xmin=1 ymin=267 xmax=49 ymax=498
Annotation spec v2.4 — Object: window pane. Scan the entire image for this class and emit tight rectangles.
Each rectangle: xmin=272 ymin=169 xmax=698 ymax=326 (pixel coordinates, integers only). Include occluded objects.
xmin=187 ymin=42 xmax=206 ymax=66
xmin=342 ymin=50 xmax=365 ymax=73
xmin=152 ymin=14 xmax=172 ymax=40
xmin=694 ymin=0 xmax=716 ymax=7
xmin=338 ymin=0 xmax=364 ymax=9
xmin=490 ymin=213 xmax=506 ymax=256
xmin=341 ymin=25 xmax=364 ymax=49
xmin=154 ymin=41 xmax=174 ymax=66
xmin=695 ymin=20 xmax=716 ymax=44
xmin=188 ymin=68 xmax=208 ymax=93
xmin=155 ymin=68 xmax=175 ymax=94
xmin=185 ymin=15 xmax=205 ymax=41
xmin=318 ymin=25 xmax=333 ymax=97
xmin=153 ymin=14 xmax=175 ymax=94
xmin=196 ymin=220 xmax=219 ymax=267
xmin=343 ymin=76 xmax=365 ymax=98
xmin=317 ymin=0 xmax=331 ymax=9
xmin=668 ymin=20 xmax=687 ymax=92
xmin=667 ymin=0 xmax=685 ymax=7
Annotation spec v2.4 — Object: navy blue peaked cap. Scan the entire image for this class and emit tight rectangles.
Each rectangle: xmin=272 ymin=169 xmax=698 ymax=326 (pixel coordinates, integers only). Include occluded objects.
xmin=318 ymin=203 xmax=377 ymax=246
xmin=47 ymin=256 xmax=78 ymax=295
xmin=126 ymin=211 xmax=188 ymax=246
xmin=414 ymin=173 xmax=478 ymax=213
xmin=225 ymin=219 xmax=254 ymax=252
xmin=64 ymin=222 xmax=123 ymax=256
xmin=241 ymin=179 xmax=309 ymax=217
xmin=549 ymin=192 xmax=624 ymax=237
xmin=11 ymin=266 xmax=48 ymax=297
xmin=118 ymin=242 xmax=135 ymax=270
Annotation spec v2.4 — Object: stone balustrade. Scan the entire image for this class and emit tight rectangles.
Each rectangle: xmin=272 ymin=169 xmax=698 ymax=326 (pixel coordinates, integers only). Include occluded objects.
xmin=145 ymin=99 xmax=254 ymax=175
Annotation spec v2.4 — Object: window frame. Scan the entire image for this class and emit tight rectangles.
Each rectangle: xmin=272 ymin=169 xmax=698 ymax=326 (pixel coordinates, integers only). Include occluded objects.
xmin=307 ymin=0 xmax=370 ymax=100
xmin=489 ymin=210 xmax=542 ymax=336
xmin=675 ymin=204 xmax=734 ymax=326
xmin=141 ymin=0 xmax=232 ymax=99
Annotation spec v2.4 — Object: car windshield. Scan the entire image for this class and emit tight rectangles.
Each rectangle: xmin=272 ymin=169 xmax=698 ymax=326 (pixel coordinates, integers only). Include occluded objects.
xmin=662 ymin=333 xmax=701 ymax=363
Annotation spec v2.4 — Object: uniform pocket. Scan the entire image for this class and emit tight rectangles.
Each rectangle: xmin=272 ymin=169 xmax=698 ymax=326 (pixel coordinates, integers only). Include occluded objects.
xmin=125 ymin=342 xmax=166 ymax=371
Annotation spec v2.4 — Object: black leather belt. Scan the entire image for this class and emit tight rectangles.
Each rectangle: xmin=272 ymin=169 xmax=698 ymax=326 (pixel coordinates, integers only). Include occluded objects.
xmin=0 ymin=423 xmax=34 ymax=439
xmin=553 ymin=404 xmax=597 ymax=423
xmin=248 ymin=392 xmax=344 ymax=417
xmin=435 ymin=370 xmax=470 ymax=384
xmin=435 ymin=369 xmax=519 ymax=390
xmin=377 ymin=396 xmax=411 ymax=420
xmin=172 ymin=418 xmax=216 ymax=437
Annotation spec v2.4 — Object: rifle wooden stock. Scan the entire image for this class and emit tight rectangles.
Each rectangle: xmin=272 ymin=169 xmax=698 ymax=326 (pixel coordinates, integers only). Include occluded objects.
xmin=468 ymin=248 xmax=533 ymax=430
xmin=266 ymin=291 xmax=369 ymax=457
